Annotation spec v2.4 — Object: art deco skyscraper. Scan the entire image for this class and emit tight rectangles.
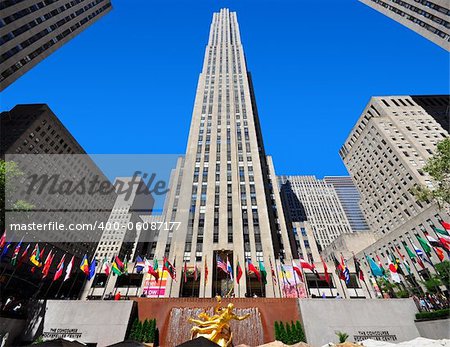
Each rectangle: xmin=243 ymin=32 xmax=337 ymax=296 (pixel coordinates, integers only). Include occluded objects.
xmin=0 ymin=0 xmax=112 ymax=91
xmin=149 ymin=9 xmax=294 ymax=298
xmin=358 ymin=0 xmax=450 ymax=51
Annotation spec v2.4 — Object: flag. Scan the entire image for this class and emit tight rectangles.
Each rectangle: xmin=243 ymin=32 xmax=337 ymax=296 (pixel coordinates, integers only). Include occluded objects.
xmin=88 ymin=258 xmax=97 ymax=280
xmin=30 ymin=244 xmax=43 ymax=267
xmin=404 ymin=260 xmax=412 ymax=275
xmin=10 ymin=239 xmax=23 ymax=266
xmin=80 ymin=254 xmax=89 ymax=274
xmin=299 ymin=257 xmax=315 ymax=271
xmin=405 ymin=243 xmax=425 ymax=269
xmin=204 ymin=256 xmax=209 ymax=285
xmin=332 ymin=254 xmax=346 ymax=280
xmin=387 ymin=258 xmax=401 ymax=283
xmin=18 ymin=243 xmax=30 ymax=267
xmin=0 ymin=242 xmax=11 ymax=260
xmin=433 ymin=227 xmax=449 ymax=236
xmin=434 ymin=246 xmax=445 ymax=261
xmin=0 ymin=231 xmax=6 ymax=250
xmin=413 ymin=242 xmax=432 ymax=266
xmin=226 ymin=256 xmax=233 ymax=280
xmin=269 ymin=258 xmax=277 ymax=284
xmin=53 ymin=254 xmax=65 ymax=281
xmin=366 ymin=255 xmax=384 ymax=277
xmin=194 ymin=264 xmax=199 ymax=281
xmin=341 ymin=255 xmax=350 ymax=284
xmin=417 ymin=235 xmax=432 ymax=254
xmin=42 ymin=250 xmax=54 ymax=278
xmin=279 ymin=259 xmax=290 ymax=285
xmin=247 ymin=259 xmax=261 ymax=281
xmin=123 ymin=257 xmax=128 ymax=275
xmin=375 ymin=254 xmax=386 ymax=276
xmin=111 ymin=261 xmax=122 ymax=276
xmin=395 ymin=245 xmax=405 ymax=260
xmin=353 ymin=255 xmax=364 ymax=281
xmin=135 ymin=256 xmax=145 ymax=273
xmin=163 ymin=257 xmax=176 ymax=280
xmin=236 ymin=260 xmax=243 ymax=284
xmin=440 ymin=220 xmax=450 ymax=232
xmin=216 ymin=254 xmax=228 ymax=274
xmin=64 ymin=256 xmax=74 ymax=282
xmin=115 ymin=256 xmax=124 ymax=270
xmin=183 ymin=261 xmax=188 ymax=283
xmin=292 ymin=260 xmax=303 ymax=282
xmin=147 ymin=258 xmax=159 ymax=281
xmin=102 ymin=256 xmax=110 ymax=276
xmin=259 ymin=260 xmax=267 ymax=285
xmin=321 ymin=256 xmax=331 ymax=283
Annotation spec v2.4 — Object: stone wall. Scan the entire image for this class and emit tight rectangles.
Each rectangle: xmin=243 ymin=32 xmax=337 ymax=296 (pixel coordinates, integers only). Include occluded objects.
xmin=415 ymin=318 xmax=450 ymax=340
xmin=43 ymin=300 xmax=135 ymax=347
xmin=298 ymin=298 xmax=420 ymax=346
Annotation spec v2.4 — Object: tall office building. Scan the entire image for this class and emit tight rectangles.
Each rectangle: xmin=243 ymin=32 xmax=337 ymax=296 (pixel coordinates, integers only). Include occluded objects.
xmin=358 ymin=0 xmax=450 ymax=51
xmin=0 ymin=0 xmax=112 ymax=91
xmin=0 ymin=104 xmax=116 ymax=299
xmin=146 ymin=9 xmax=294 ymax=298
xmin=278 ymin=175 xmax=353 ymax=251
xmin=340 ymin=95 xmax=450 ymax=287
xmin=324 ymin=176 xmax=370 ymax=233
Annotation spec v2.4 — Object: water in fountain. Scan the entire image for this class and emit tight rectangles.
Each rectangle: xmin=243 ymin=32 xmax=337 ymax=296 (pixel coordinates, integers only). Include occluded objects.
xmin=166 ymin=307 xmax=264 ymax=346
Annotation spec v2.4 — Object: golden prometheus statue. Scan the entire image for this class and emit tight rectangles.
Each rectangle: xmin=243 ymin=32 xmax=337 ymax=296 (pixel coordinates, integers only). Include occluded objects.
xmin=188 ymin=296 xmax=250 ymax=347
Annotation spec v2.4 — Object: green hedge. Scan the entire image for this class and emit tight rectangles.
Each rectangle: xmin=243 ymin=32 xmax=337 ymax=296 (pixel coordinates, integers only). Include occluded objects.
xmin=415 ymin=309 xmax=450 ymax=321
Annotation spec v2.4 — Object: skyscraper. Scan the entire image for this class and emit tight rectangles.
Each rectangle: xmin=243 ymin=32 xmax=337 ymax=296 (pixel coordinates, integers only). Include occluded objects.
xmin=358 ymin=0 xmax=450 ymax=51
xmin=324 ymin=176 xmax=370 ymax=233
xmin=0 ymin=0 xmax=112 ymax=91
xmin=144 ymin=9 xmax=294 ymax=298
xmin=340 ymin=95 xmax=450 ymax=286
xmin=278 ymin=175 xmax=353 ymax=251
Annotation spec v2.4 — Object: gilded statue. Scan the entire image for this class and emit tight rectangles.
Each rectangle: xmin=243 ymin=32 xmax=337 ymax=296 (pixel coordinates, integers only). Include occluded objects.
xmin=188 ymin=296 xmax=250 ymax=346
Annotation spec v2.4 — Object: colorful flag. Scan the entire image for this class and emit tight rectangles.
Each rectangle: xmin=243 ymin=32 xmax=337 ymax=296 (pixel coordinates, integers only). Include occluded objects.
xmin=236 ymin=260 xmax=243 ymax=284
xmin=216 ymin=254 xmax=228 ymax=274
xmin=341 ymin=255 xmax=350 ymax=284
xmin=405 ymin=243 xmax=425 ymax=269
xmin=194 ymin=264 xmax=199 ymax=281
xmin=226 ymin=256 xmax=233 ymax=280
xmin=18 ymin=243 xmax=30 ymax=267
xmin=64 ymin=256 xmax=74 ymax=282
xmin=147 ymin=258 xmax=159 ymax=281
xmin=434 ymin=226 xmax=450 ymax=238
xmin=417 ymin=235 xmax=432 ymax=254
xmin=366 ymin=255 xmax=384 ymax=277
xmin=259 ymin=260 xmax=267 ymax=285
xmin=163 ymin=257 xmax=176 ymax=280
xmin=413 ymin=242 xmax=432 ymax=266
xmin=10 ymin=239 xmax=23 ymax=266
xmin=299 ymin=257 xmax=315 ymax=271
xmin=102 ymin=256 xmax=110 ymax=276
xmin=375 ymin=253 xmax=386 ymax=276
xmin=80 ymin=254 xmax=89 ymax=274
xmin=279 ymin=259 xmax=290 ymax=285
xmin=115 ymin=255 xmax=124 ymax=269
xmin=53 ymin=254 xmax=65 ymax=281
xmin=332 ymin=254 xmax=346 ymax=280
xmin=247 ymin=259 xmax=261 ymax=281
xmin=111 ymin=261 xmax=122 ymax=276
xmin=387 ymin=258 xmax=401 ymax=283
xmin=42 ymin=250 xmax=54 ymax=278
xmin=135 ymin=256 xmax=145 ymax=273
xmin=88 ymin=258 xmax=97 ymax=280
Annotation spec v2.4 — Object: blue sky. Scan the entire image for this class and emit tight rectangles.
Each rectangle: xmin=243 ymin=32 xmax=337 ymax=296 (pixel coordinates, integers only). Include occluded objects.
xmin=2 ymin=0 xmax=449 ymax=178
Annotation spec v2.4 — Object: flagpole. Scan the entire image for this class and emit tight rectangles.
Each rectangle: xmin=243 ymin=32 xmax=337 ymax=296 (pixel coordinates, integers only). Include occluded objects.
xmin=410 ymin=235 xmax=440 ymax=293
xmin=215 ymin=255 xmax=219 ymax=296
xmin=157 ymin=261 xmax=163 ymax=298
xmin=203 ymin=256 xmax=207 ymax=298
xmin=401 ymin=240 xmax=423 ymax=281
xmin=191 ymin=263 xmax=195 ymax=297
xmin=168 ymin=258 xmax=175 ymax=298
xmin=67 ymin=270 xmax=80 ymax=299
xmin=55 ymin=277 xmax=65 ymax=298
xmin=125 ymin=259 xmax=136 ymax=299
xmin=237 ymin=258 xmax=240 ymax=298
xmin=90 ymin=257 xmax=103 ymax=298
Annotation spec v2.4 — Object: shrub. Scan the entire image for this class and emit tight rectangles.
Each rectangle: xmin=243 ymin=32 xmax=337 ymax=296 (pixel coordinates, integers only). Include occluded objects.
xmin=336 ymin=331 xmax=349 ymax=343
xmin=274 ymin=320 xmax=306 ymax=345
xmin=415 ymin=308 xmax=450 ymax=321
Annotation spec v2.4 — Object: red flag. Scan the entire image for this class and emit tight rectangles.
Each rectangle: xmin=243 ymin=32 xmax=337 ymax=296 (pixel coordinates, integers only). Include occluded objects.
xmin=292 ymin=260 xmax=303 ymax=282
xmin=163 ymin=257 xmax=176 ymax=280
xmin=183 ymin=261 xmax=188 ymax=283
xmin=194 ymin=265 xmax=198 ymax=281
xmin=434 ymin=247 xmax=445 ymax=261
xmin=321 ymin=256 xmax=330 ymax=284
xmin=299 ymin=257 xmax=315 ymax=271
xmin=42 ymin=250 xmax=54 ymax=278
xmin=0 ymin=231 xmax=6 ymax=250
xmin=115 ymin=256 xmax=124 ymax=269
xmin=53 ymin=254 xmax=65 ymax=281
xmin=204 ymin=256 xmax=209 ymax=285
xmin=236 ymin=261 xmax=243 ymax=284
xmin=247 ymin=259 xmax=261 ymax=281
xmin=441 ymin=220 xmax=450 ymax=232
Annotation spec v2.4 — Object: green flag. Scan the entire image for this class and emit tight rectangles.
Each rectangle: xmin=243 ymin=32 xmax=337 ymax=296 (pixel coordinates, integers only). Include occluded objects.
xmin=404 ymin=245 xmax=416 ymax=259
xmin=434 ymin=227 xmax=449 ymax=236
xmin=111 ymin=261 xmax=122 ymax=276
xmin=417 ymin=236 xmax=432 ymax=254
xmin=404 ymin=260 xmax=412 ymax=275
xmin=259 ymin=260 xmax=267 ymax=285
